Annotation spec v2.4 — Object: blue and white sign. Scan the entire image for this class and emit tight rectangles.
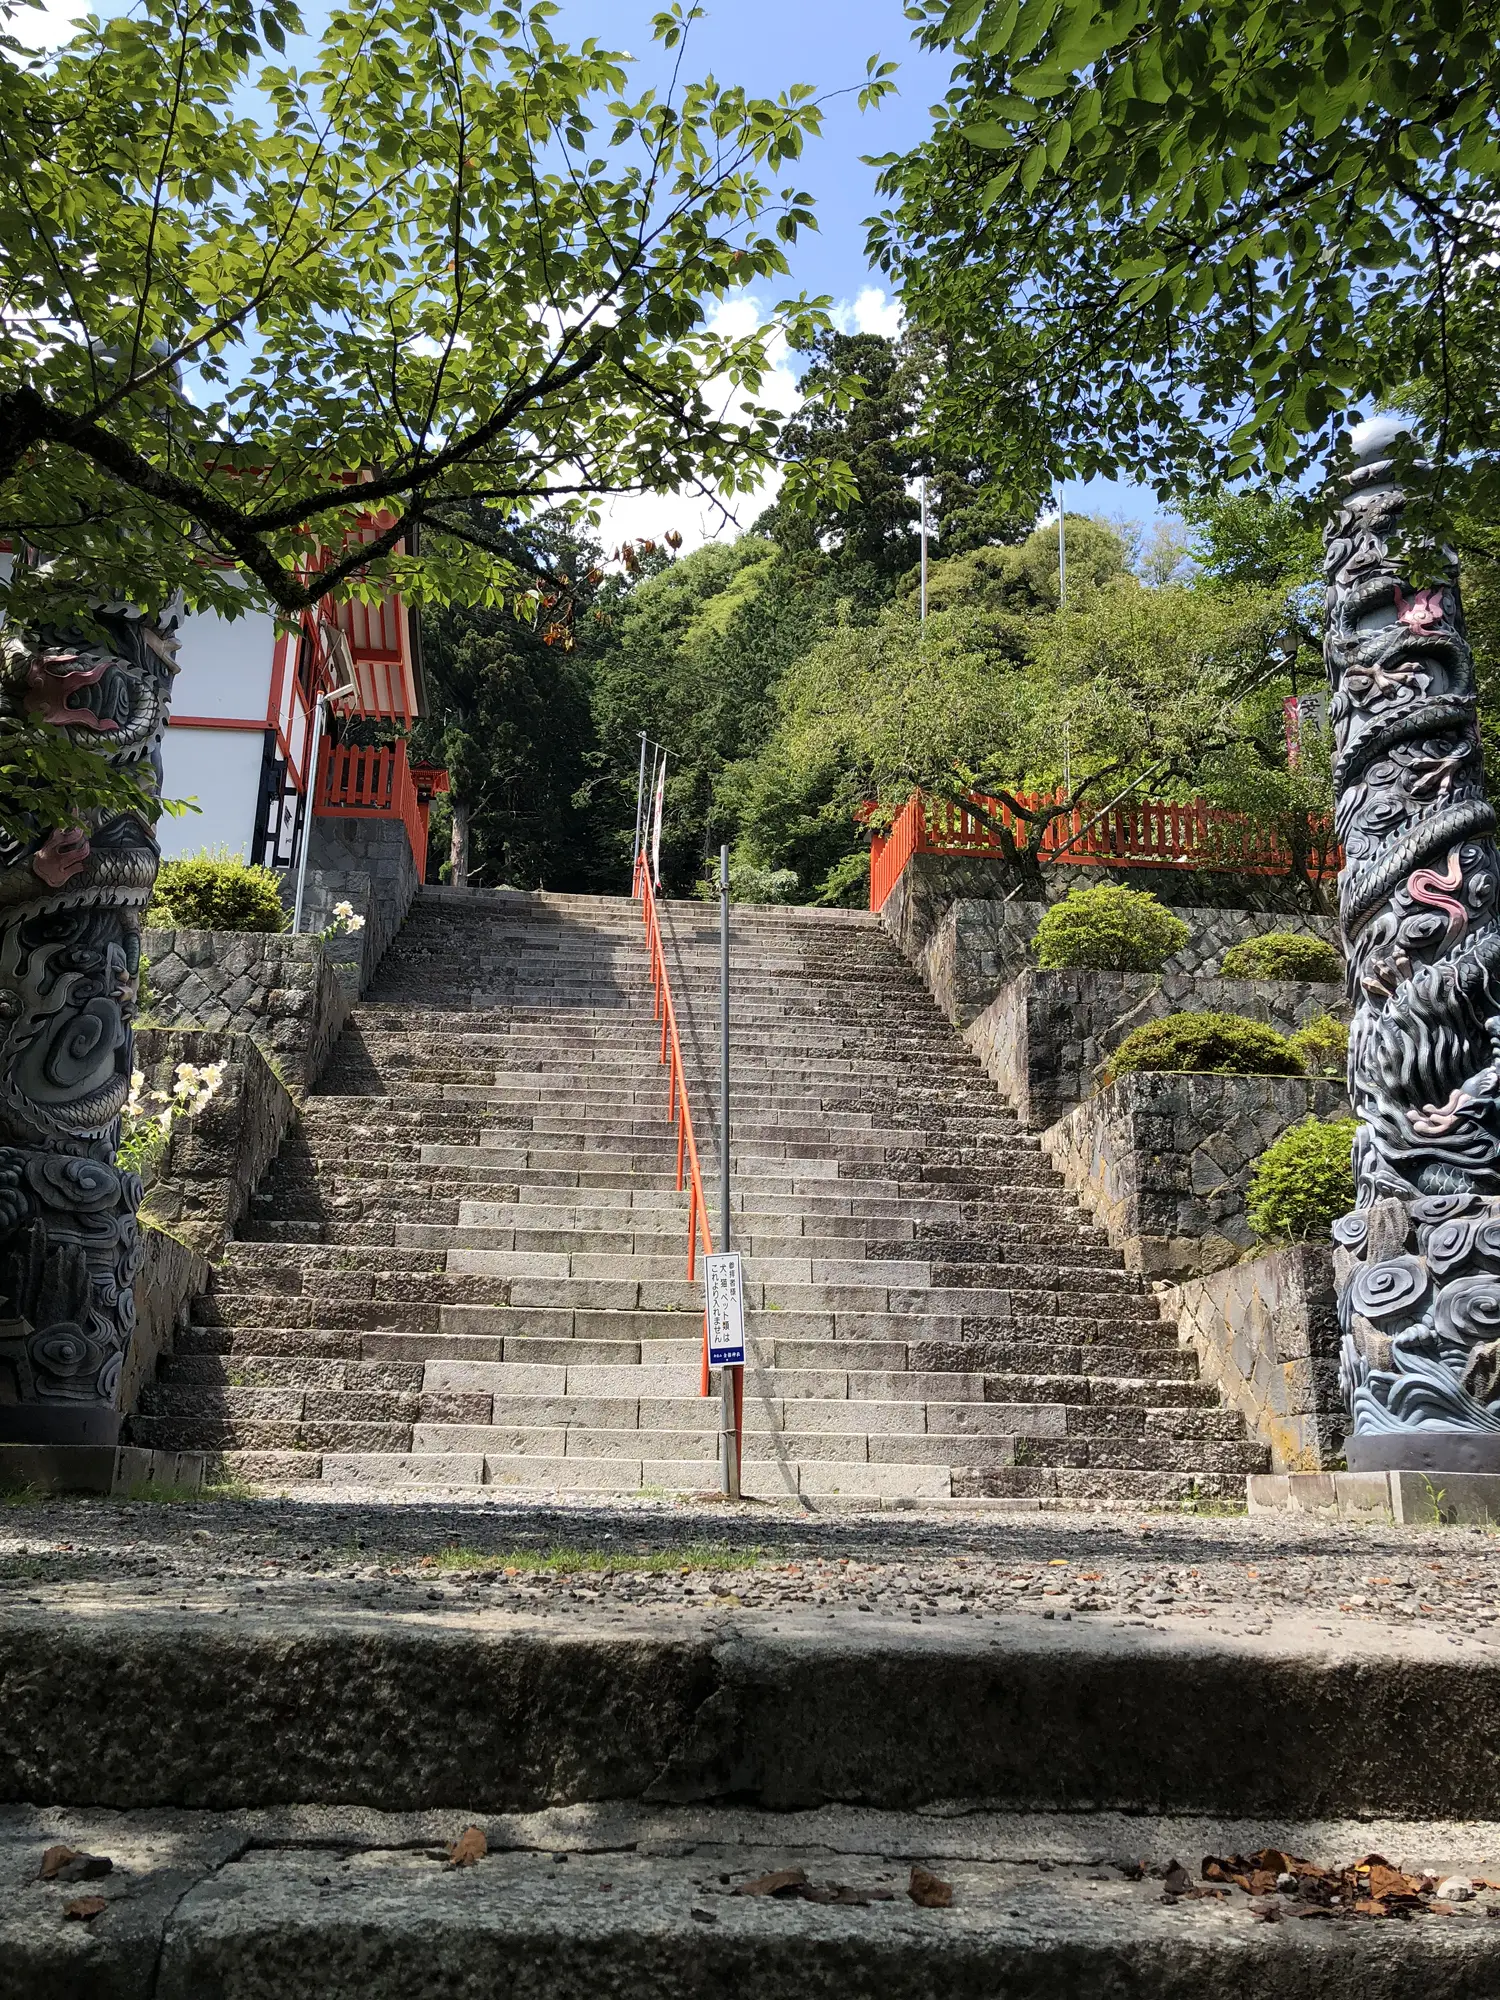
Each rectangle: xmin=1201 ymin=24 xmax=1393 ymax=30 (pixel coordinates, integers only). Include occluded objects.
xmin=704 ymin=1251 xmax=746 ymax=1367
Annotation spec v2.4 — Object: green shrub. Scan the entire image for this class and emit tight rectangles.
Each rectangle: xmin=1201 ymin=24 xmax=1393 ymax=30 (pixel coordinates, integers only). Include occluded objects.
xmin=1219 ymin=931 xmax=1344 ymax=981
xmin=1032 ymin=884 xmax=1190 ymax=972
xmin=1288 ymin=1013 xmax=1349 ymax=1077
xmin=1248 ymin=1117 xmax=1358 ymax=1242
xmin=693 ymin=858 xmax=800 ymax=905
xmin=1105 ymin=1010 xmax=1305 ymax=1081
xmin=149 ymin=849 xmax=288 ymax=933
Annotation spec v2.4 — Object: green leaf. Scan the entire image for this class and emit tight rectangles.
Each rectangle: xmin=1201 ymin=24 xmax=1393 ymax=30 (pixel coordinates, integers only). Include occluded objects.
xmin=1019 ymin=139 xmax=1048 ymax=191
xmin=963 ymin=119 xmax=1021 ymax=147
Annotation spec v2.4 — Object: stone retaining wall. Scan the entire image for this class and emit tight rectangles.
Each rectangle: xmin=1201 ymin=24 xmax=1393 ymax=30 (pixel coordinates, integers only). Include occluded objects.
xmin=141 ymin=930 xmax=348 ymax=1097
xmin=905 ymin=892 xmax=1343 ymax=1027
xmin=122 ymin=1226 xmax=211 ymax=1428
xmin=297 ymin=814 xmax=420 ymax=994
xmin=120 ymin=1030 xmax=295 ymax=1426
xmin=1165 ymin=1243 xmax=1344 ymax=1471
xmin=968 ymin=967 xmax=1348 ymax=1129
xmin=1041 ymin=1071 xmax=1350 ymax=1278
xmin=134 ymin=1028 xmax=295 ymax=1260
xmin=880 ymin=849 xmax=1335 ymax=970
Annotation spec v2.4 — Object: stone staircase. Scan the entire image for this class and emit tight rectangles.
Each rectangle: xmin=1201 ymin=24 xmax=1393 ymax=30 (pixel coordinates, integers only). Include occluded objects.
xmin=131 ymin=887 xmax=1269 ymax=1505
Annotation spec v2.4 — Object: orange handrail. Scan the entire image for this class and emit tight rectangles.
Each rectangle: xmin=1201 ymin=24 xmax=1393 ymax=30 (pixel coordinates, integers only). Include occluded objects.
xmin=632 ymin=858 xmax=737 ymax=1451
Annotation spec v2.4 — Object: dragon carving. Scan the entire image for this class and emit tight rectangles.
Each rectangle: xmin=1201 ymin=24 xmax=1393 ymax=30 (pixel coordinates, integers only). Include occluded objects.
xmin=1327 ymin=421 xmax=1500 ymax=1467
xmin=0 ymin=602 xmax=180 ymax=1446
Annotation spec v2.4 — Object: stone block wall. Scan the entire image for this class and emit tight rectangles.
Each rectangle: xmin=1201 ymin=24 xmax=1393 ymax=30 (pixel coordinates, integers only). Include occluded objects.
xmin=968 ymin=967 xmax=1348 ymax=1130
xmin=121 ymin=1226 xmax=210 ymax=1425
xmin=120 ymin=1029 xmax=295 ymax=1428
xmin=141 ymin=929 xmax=349 ymax=1096
xmin=880 ymin=849 xmax=1336 ymax=969
xmin=909 ymin=893 xmax=1343 ymax=1027
xmin=1165 ymin=1243 xmax=1344 ymax=1470
xmin=1041 ymin=1071 xmax=1351 ymax=1278
xmin=134 ymin=1028 xmax=295 ymax=1259
xmin=296 ymin=814 xmax=420 ymax=994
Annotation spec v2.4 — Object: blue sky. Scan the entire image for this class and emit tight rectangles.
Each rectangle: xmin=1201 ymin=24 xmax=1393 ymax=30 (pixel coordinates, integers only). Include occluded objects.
xmin=539 ymin=3 xmax=1152 ymax=543
xmin=547 ymin=1 xmax=956 ymax=315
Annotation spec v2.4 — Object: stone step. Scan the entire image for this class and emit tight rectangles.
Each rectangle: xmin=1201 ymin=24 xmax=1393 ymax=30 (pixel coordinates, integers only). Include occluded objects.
xmin=126 ymin=886 xmax=1263 ymax=1498
xmin=11 ymin=1796 xmax=1499 ymax=2000
xmin=11 ymin=1589 xmax=1491 ymax=1818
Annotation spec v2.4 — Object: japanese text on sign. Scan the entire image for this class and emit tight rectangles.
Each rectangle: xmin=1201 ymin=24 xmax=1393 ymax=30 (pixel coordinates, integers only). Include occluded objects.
xmin=704 ymin=1251 xmax=745 ymax=1367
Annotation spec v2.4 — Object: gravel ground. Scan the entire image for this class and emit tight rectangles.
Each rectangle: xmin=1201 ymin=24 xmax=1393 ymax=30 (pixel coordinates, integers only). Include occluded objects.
xmin=5 ymin=1491 xmax=1500 ymax=1644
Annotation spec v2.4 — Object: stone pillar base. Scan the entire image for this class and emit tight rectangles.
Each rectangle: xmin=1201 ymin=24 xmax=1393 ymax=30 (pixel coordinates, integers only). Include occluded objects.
xmin=0 ymin=1405 xmax=124 ymax=1448
xmin=1249 ymin=1468 xmax=1500 ymax=1526
xmin=0 ymin=1444 xmax=206 ymax=1497
xmin=1347 ymin=1430 xmax=1500 ymax=1474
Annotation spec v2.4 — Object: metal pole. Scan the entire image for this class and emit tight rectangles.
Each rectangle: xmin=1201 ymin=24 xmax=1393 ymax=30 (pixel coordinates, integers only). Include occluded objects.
xmin=291 ymin=695 xmax=327 ymax=937
xmin=291 ymin=678 xmax=357 ymax=935
xmin=719 ymin=842 xmax=738 ymax=1500
xmin=919 ymin=476 xmax=929 ymax=624
xmin=631 ymin=731 xmax=648 ymax=880
xmin=1056 ymin=477 xmax=1066 ymax=607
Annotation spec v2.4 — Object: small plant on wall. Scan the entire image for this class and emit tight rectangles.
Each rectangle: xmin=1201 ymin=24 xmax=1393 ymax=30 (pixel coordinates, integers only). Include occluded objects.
xmin=1220 ymin=931 xmax=1344 ymax=981
xmin=118 ymin=1061 xmax=224 ymax=1186
xmin=1105 ymin=1011 xmax=1305 ymax=1080
xmin=319 ymin=899 xmax=367 ymax=941
xmin=1032 ymin=884 xmax=1190 ymax=972
xmin=1247 ymin=1118 xmax=1358 ymax=1243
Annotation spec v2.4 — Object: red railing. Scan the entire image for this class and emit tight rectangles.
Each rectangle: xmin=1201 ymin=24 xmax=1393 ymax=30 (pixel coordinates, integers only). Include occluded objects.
xmin=315 ymin=739 xmax=446 ymax=877
xmin=632 ymin=854 xmax=743 ymax=1479
xmin=869 ymin=788 xmax=1342 ymax=912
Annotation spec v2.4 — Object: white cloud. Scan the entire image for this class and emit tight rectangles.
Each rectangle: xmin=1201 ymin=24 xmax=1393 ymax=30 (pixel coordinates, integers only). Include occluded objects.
xmin=591 ymin=294 xmax=802 ymax=561
xmin=8 ymin=0 xmax=97 ymax=48
xmin=833 ymin=286 xmax=903 ymax=339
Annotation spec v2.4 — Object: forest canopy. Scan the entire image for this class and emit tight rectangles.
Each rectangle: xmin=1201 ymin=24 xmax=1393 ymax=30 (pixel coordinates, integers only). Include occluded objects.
xmin=411 ymin=332 xmax=1344 ymax=905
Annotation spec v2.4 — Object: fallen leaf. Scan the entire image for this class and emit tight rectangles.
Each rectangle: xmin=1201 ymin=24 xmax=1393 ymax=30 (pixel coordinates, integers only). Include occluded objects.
xmin=444 ymin=1827 xmax=487 ymax=1870
xmin=64 ymin=1897 xmax=107 ymax=1921
xmin=734 ymin=1869 xmax=808 ymax=1898
xmin=1203 ymin=1849 xmax=1316 ymax=1896
xmin=40 ymin=1846 xmax=112 ymax=1884
xmin=909 ymin=1865 xmax=953 ymax=1909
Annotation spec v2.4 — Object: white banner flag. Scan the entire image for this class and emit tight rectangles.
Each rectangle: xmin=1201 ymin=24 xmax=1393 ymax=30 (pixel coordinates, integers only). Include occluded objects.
xmin=650 ymin=756 xmax=666 ymax=887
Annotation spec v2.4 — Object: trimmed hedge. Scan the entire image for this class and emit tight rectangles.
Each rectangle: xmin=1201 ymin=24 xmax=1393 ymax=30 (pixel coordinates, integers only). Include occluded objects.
xmin=1288 ymin=1013 xmax=1349 ymax=1078
xmin=1105 ymin=1010 xmax=1305 ymax=1081
xmin=1219 ymin=930 xmax=1344 ymax=981
xmin=1032 ymin=884 xmax=1190 ymax=972
xmin=149 ymin=850 xmax=288 ymax=933
xmin=1247 ymin=1117 xmax=1359 ymax=1243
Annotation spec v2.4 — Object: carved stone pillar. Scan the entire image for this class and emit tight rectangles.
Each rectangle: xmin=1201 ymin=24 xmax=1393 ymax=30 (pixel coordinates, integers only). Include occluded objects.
xmin=1327 ymin=419 xmax=1500 ymax=1471
xmin=0 ymin=604 xmax=179 ymax=1447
